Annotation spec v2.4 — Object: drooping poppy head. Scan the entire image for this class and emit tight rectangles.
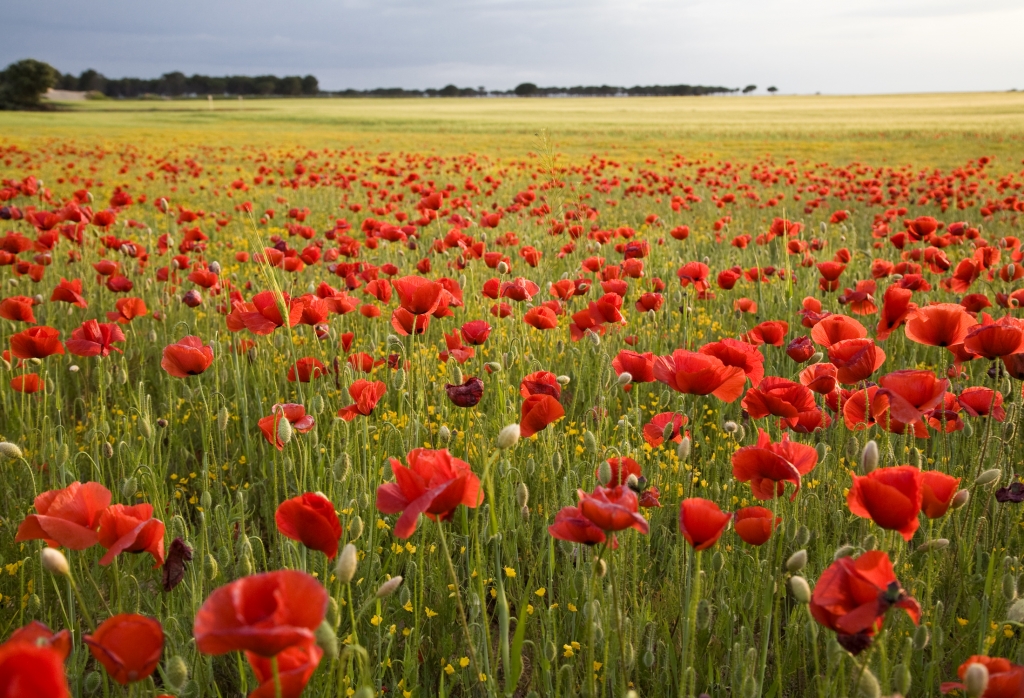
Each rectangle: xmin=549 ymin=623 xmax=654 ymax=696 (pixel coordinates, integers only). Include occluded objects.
xmin=275 ymin=492 xmax=343 ymax=559
xmin=445 ymin=376 xmax=484 ymax=407
xmin=84 ymin=614 xmax=164 ymax=685
xmin=193 ymin=570 xmax=329 ymax=657
xmin=161 ymin=336 xmax=214 ymax=378
xmin=733 ymin=506 xmax=780 ymax=546
xmin=678 ymin=498 xmax=731 ymax=551
xmin=847 ymin=465 xmax=923 ymax=541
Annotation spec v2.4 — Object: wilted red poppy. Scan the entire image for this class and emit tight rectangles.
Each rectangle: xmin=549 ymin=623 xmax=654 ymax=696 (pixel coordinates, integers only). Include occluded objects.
xmin=445 ymin=376 xmax=484 ymax=407
xmin=847 ymin=465 xmax=923 ymax=541
xmin=742 ymin=376 xmax=815 ymax=425
xmin=520 ymin=394 xmax=565 ymax=437
xmin=548 ymin=505 xmax=614 ymax=546
xmin=287 ymin=356 xmax=327 ymax=382
xmin=611 ymin=350 xmax=655 ymax=383
xmin=810 ymin=551 xmax=920 ymax=655
xmin=276 ymin=493 xmax=342 ymax=559
xmin=0 ymin=641 xmax=71 ymax=697
xmin=161 ymin=336 xmax=214 ymax=378
xmin=97 ymin=503 xmax=166 ymax=567
xmin=941 ymin=656 xmax=1024 ymax=697
xmin=66 ymin=319 xmax=125 ymax=357
xmin=520 ymin=371 xmax=562 ymax=399
xmin=642 ymin=412 xmax=688 ymax=447
xmin=194 ymin=570 xmax=328 ymax=657
xmin=905 ymin=303 xmax=977 ymax=348
xmin=375 ymin=448 xmax=483 ymax=538
xmin=6 ymin=621 xmax=72 ymax=661
xmin=699 ymin=338 xmax=765 ymax=386
xmin=654 ymin=350 xmax=746 ymax=402
xmin=258 ymin=404 xmax=315 ymax=449
xmin=106 ymin=296 xmax=148 ymax=324
xmin=338 ymin=380 xmax=386 ymax=421
xmin=920 ymin=471 xmax=960 ymax=519
xmin=786 ymin=335 xmax=815 ymax=363
xmin=959 ymin=386 xmax=1006 ymax=421
xmin=828 ymin=338 xmax=886 ymax=384
xmin=0 ymin=296 xmax=36 ymax=324
xmin=246 ymin=639 xmax=323 ymax=698
xmin=732 ymin=428 xmax=818 ymax=500
xmin=460 ymin=320 xmax=492 ymax=345
xmin=577 ymin=485 xmax=649 ymax=533
xmin=733 ymin=506 xmax=780 ymax=546
xmin=871 ymin=369 xmax=947 ymax=425
xmin=810 ymin=314 xmax=867 ymax=347
xmin=84 ymin=614 xmax=164 ymax=685
xmin=15 ymin=481 xmax=112 ymax=550
xmin=678 ymin=498 xmax=731 ymax=551
xmin=963 ymin=317 xmax=1024 ymax=358
xmin=10 ymin=326 xmax=64 ymax=359
xmin=392 ymin=275 xmax=444 ymax=315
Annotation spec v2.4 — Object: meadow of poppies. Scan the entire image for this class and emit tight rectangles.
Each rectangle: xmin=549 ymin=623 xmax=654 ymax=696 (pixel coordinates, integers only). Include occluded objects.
xmin=0 ymin=131 xmax=1023 ymax=698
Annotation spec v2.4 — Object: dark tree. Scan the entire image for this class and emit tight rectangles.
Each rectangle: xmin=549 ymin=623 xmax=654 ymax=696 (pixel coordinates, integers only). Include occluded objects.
xmin=742 ymin=84 xmax=757 ymax=94
xmin=438 ymin=84 xmax=460 ymax=97
xmin=0 ymin=59 xmax=59 ymax=109
xmin=78 ymin=69 xmax=106 ymax=92
xmin=301 ymin=75 xmax=319 ymax=95
xmin=767 ymin=86 xmax=778 ymax=93
xmin=514 ymin=82 xmax=538 ymax=96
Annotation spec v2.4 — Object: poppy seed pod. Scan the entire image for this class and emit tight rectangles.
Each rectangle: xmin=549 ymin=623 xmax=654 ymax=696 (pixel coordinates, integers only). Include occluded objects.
xmin=497 ymin=424 xmax=520 ymax=450
xmin=976 ymin=469 xmax=1002 ymax=486
xmin=786 ymin=549 xmax=807 ymax=572
xmin=315 ymin=619 xmax=339 ymax=660
xmin=861 ymin=440 xmax=878 ymax=473
xmin=515 ymin=482 xmax=529 ymax=508
xmin=788 ymin=575 xmax=812 ymax=604
xmin=376 ymin=575 xmax=403 ymax=598
xmin=336 ymin=544 xmax=358 ymax=583
xmin=965 ymin=662 xmax=989 ymax=697
xmin=41 ymin=548 xmax=70 ymax=576
xmin=165 ymin=656 xmax=189 ymax=691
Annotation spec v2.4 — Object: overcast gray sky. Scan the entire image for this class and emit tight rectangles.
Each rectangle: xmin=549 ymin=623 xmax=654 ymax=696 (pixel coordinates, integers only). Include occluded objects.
xmin=5 ymin=0 xmax=1023 ymax=93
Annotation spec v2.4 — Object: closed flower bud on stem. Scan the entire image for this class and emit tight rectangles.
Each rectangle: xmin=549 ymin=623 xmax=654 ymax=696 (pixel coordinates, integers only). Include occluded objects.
xmin=788 ymin=575 xmax=812 ymax=603
xmin=786 ymin=549 xmax=807 ymax=572
xmin=336 ymin=543 xmax=358 ymax=584
xmin=976 ymin=469 xmax=1001 ymax=486
xmin=41 ymin=548 xmax=70 ymax=576
xmin=965 ymin=662 xmax=989 ymax=698
xmin=556 ymin=375 xmax=571 ymax=385
xmin=951 ymin=489 xmax=970 ymax=509
xmin=616 ymin=372 xmax=633 ymax=387
xmin=677 ymin=436 xmax=691 ymax=462
xmin=497 ymin=424 xmax=520 ymax=450
xmin=376 ymin=575 xmax=403 ymax=598
xmin=861 ymin=440 xmax=878 ymax=473
xmin=515 ymin=482 xmax=529 ymax=508
xmin=0 ymin=442 xmax=24 ymax=459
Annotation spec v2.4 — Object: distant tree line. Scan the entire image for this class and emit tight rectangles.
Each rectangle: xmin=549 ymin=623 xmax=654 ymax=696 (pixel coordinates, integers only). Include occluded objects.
xmin=55 ymin=69 xmax=319 ymax=98
xmin=328 ymin=83 xmax=747 ymax=98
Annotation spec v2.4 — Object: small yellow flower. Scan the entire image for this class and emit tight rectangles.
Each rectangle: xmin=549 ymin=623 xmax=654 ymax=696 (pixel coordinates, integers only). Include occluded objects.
xmin=370 ymin=614 xmax=382 ymax=626
xmin=459 ymin=657 xmax=470 ymax=668
xmin=444 ymin=664 xmax=455 ymax=675
xmin=534 ymin=587 xmax=546 ymax=597
xmin=957 ymin=617 xmax=969 ymax=626
xmin=504 ymin=567 xmax=516 ymax=578
xmin=479 ymin=673 xmax=487 ymax=683
xmin=593 ymin=661 xmax=603 ymax=672
xmin=425 ymin=607 xmax=438 ymax=618
xmin=568 ymin=603 xmax=578 ymax=612
xmin=563 ymin=645 xmax=574 ymax=658
xmin=403 ymin=600 xmax=414 ymax=612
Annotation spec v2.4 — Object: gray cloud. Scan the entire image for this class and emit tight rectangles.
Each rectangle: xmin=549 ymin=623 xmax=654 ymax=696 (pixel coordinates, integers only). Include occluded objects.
xmin=2 ymin=0 xmax=1022 ymax=93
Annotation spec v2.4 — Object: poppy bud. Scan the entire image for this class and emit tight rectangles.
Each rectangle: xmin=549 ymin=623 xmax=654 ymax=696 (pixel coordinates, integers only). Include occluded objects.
xmin=27 ymin=593 xmax=40 ymax=614
xmin=276 ymin=416 xmax=294 ymax=446
xmin=862 ymin=533 xmax=877 ymax=551
xmin=918 ymin=538 xmax=949 ymax=553
xmin=316 ymin=620 xmax=339 ymax=660
xmin=788 ymin=575 xmax=812 ymax=604
xmin=516 ymin=482 xmax=529 ymax=508
xmin=204 ymin=554 xmax=219 ymax=581
xmin=41 ymin=548 xmax=70 ymax=576
xmin=557 ymin=374 xmax=571 ymax=385
xmin=392 ymin=368 xmax=406 ymax=389
xmin=587 ymin=330 xmax=601 ymax=347
xmin=816 ymin=443 xmax=828 ymax=461
xmin=165 ymin=656 xmax=189 ymax=691
xmin=911 ymin=447 xmax=923 ymax=468
xmin=677 ymin=436 xmax=692 ymax=462
xmin=1003 ymin=572 xmax=1018 ymax=601
xmin=68 ymin=363 xmax=80 ymax=373
xmin=0 ymin=441 xmax=24 ymax=459
xmin=740 ymin=675 xmax=757 ymax=698
xmin=103 ymin=442 xmax=114 ymax=459
xmin=711 ymin=551 xmax=725 ymax=573
xmin=138 ymin=416 xmax=152 ymax=439
xmin=593 ymin=559 xmax=607 ymax=578
xmin=438 ymin=425 xmax=451 ymax=446
xmin=334 ymin=454 xmax=351 ymax=482
xmin=722 ymin=421 xmax=738 ymax=434
xmin=597 ymin=460 xmax=613 ymax=486
xmin=794 ymin=525 xmax=810 ymax=547
xmin=833 ymin=544 xmax=856 ymax=560
xmin=786 ymin=549 xmax=807 ymax=572
xmin=157 ymin=418 xmax=168 ymax=428
xmin=354 ymin=688 xmax=374 ymax=698
xmin=497 ymin=261 xmax=509 ymax=274
xmin=976 ymin=469 xmax=1002 ymax=486
xmin=346 ymin=516 xmax=363 ymax=542
xmin=122 ymin=477 xmax=137 ymax=500
xmin=584 ymin=431 xmax=598 ymax=454
xmin=486 ymin=361 xmax=503 ymax=373
xmin=857 ymin=667 xmax=881 ymax=698
xmin=696 ymin=599 xmax=711 ymax=629
xmin=643 ymin=649 xmax=655 ymax=668
xmin=784 ymin=517 xmax=798 ymax=541
xmin=616 ymin=372 xmax=633 ymax=388
xmin=545 ymin=641 xmax=557 ymax=663
xmin=85 ymin=672 xmax=102 ymax=694
xmin=844 ymin=436 xmax=859 ymax=460
xmin=965 ymin=662 xmax=989 ymax=698
xmin=860 ymin=440 xmax=878 ymax=473
xmin=951 ymin=489 xmax=970 ymax=509
xmin=1007 ymin=598 xmax=1024 ymax=623
xmin=201 ymin=490 xmax=212 ymax=509
xmin=216 ymin=406 xmax=230 ymax=431
xmin=913 ymin=624 xmax=930 ymax=650
xmin=497 ymin=424 xmax=520 ymax=450
xmin=376 ymin=575 xmax=403 ymax=598
xmin=336 ymin=543 xmax=358 ymax=583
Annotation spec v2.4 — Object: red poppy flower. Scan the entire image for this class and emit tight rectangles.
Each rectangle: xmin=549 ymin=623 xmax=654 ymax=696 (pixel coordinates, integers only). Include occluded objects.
xmin=258 ymin=404 xmax=315 ymax=449
xmin=276 ymin=493 xmax=342 ymax=559
xmin=227 ymin=291 xmax=303 ymax=335
xmin=654 ymin=350 xmax=746 ymax=402
xmin=161 ymin=336 xmax=214 ymax=378
xmin=65 ymin=319 xmax=125 ymax=357
xmin=10 ymin=326 xmax=64 ymax=359
xmin=847 ymin=465 xmax=923 ymax=541
xmin=445 ymin=376 xmax=484 ymax=407
xmin=963 ymin=317 xmax=1024 ymax=358
xmin=10 ymin=372 xmax=42 ymax=393
xmin=577 ymin=485 xmax=649 ymax=533
xmin=97 ymin=503 xmax=166 ymax=567
xmin=194 ymin=570 xmax=328 ymax=657
xmin=49 ymin=277 xmax=88 ymax=308
xmin=460 ymin=320 xmax=492 ymax=345
xmin=611 ymin=350 xmax=656 ymax=383
xmin=905 ymin=303 xmax=977 ymax=348
xmin=642 ymin=412 xmax=688 ymax=447
xmin=742 ymin=376 xmax=816 ymax=426
xmin=678 ymin=498 xmax=731 ymax=551
xmin=392 ymin=275 xmax=444 ymax=315
xmin=287 ymin=357 xmax=328 ymax=382
xmin=636 ymin=292 xmax=664 ymax=313
xmin=799 ymin=362 xmax=838 ymax=395
xmin=959 ymin=386 xmax=1006 ymax=421
xmin=520 ymin=394 xmax=565 ymax=437
xmin=15 ymin=481 xmax=112 ymax=550
xmin=733 ymin=506 xmax=780 ymax=546
xmin=732 ymin=428 xmax=818 ymax=500
xmin=338 ymin=380 xmax=387 ymax=421
xmin=745 ymin=320 xmax=788 ymax=347
xmin=920 ymin=471 xmax=960 ymax=519
xmin=875 ymin=285 xmax=915 ymax=341
xmin=941 ymin=656 xmax=1024 ymax=697
xmin=548 ymin=505 xmax=616 ymax=546
xmin=6 ymin=621 xmax=72 ymax=661
xmin=0 ymin=641 xmax=71 ymax=697
xmin=524 ymin=306 xmax=559 ymax=330
xmin=871 ymin=369 xmax=947 ymax=425
xmin=810 ymin=551 xmax=920 ymax=655
xmin=699 ymin=338 xmax=765 ymax=386
xmin=439 ymin=331 xmax=475 ymax=364
xmin=245 ymin=639 xmax=323 ymax=698
xmin=84 ymin=614 xmax=164 ymax=685
xmin=375 ymin=448 xmax=483 ymax=538
xmin=390 ymin=307 xmax=430 ymax=336
xmin=810 ymin=314 xmax=867 ymax=347
xmin=520 ymin=371 xmax=562 ymax=399
xmin=677 ymin=262 xmax=711 ymax=291
xmin=828 ymin=338 xmax=886 ymax=384
xmin=0 ymin=296 xmax=36 ymax=324
xmin=500 ymin=277 xmax=541 ymax=302
xmin=106 ymin=296 xmax=148 ymax=324
xmin=597 ymin=457 xmax=642 ymax=487
xmin=786 ymin=335 xmax=815 ymax=363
